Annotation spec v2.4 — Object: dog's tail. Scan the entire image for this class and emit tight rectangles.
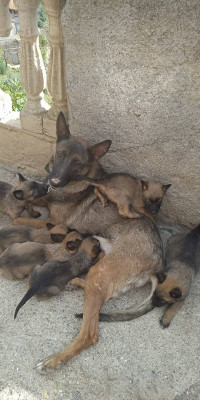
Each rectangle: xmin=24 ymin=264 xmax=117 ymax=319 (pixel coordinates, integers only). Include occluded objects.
xmin=14 ymin=287 xmax=36 ymax=319
xmin=76 ymin=275 xmax=157 ymax=322
xmin=180 ymin=224 xmax=200 ymax=272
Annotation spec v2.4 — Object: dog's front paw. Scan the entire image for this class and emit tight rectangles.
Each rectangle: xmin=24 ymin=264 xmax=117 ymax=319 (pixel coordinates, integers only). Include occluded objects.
xmin=33 ymin=211 xmax=41 ymax=218
xmin=160 ymin=317 xmax=170 ymax=329
xmin=35 ymin=354 xmax=62 ymax=373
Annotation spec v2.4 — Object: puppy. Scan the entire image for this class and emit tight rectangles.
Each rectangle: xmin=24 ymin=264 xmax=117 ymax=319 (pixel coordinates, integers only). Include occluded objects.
xmin=80 ymin=174 xmax=171 ymax=220
xmin=0 ymin=230 xmax=84 ymax=280
xmin=0 ymin=223 xmax=69 ymax=254
xmin=152 ymin=224 xmax=200 ymax=328
xmin=14 ymin=237 xmax=101 ymax=318
xmin=0 ymin=173 xmax=48 ymax=219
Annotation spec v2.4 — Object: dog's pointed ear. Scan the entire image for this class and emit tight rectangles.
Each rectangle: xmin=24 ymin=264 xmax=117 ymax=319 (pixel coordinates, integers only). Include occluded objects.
xmin=162 ymin=184 xmax=171 ymax=192
xmin=13 ymin=190 xmax=24 ymax=200
xmin=156 ymin=272 xmax=167 ymax=284
xmin=169 ymin=287 xmax=182 ymax=299
xmin=18 ymin=173 xmax=26 ymax=182
xmin=50 ymin=233 xmax=67 ymax=243
xmin=141 ymin=180 xmax=148 ymax=191
xmin=46 ymin=223 xmax=55 ymax=230
xmin=89 ymin=140 xmax=112 ymax=160
xmin=56 ymin=112 xmax=70 ymax=141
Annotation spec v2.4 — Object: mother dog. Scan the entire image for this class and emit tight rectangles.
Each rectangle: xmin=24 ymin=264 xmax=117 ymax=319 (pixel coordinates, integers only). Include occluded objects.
xmin=15 ymin=112 xmax=163 ymax=371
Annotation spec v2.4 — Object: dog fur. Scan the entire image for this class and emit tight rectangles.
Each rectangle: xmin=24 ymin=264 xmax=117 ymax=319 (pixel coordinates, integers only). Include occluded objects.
xmin=0 ymin=229 xmax=84 ymax=280
xmin=14 ymin=237 xmax=101 ymax=318
xmin=0 ymin=173 xmax=48 ymax=220
xmin=0 ymin=223 xmax=69 ymax=254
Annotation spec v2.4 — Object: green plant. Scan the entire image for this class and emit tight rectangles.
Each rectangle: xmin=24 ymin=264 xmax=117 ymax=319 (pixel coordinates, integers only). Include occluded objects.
xmin=38 ymin=3 xmax=47 ymax=28
xmin=1 ymin=75 xmax=26 ymax=111
xmin=0 ymin=47 xmax=7 ymax=75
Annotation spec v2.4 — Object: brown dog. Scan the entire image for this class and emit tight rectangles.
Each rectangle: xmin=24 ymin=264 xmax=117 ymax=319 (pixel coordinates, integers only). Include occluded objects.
xmin=0 ymin=223 xmax=69 ymax=255
xmin=22 ymin=112 xmax=164 ymax=372
xmin=99 ymin=225 xmax=200 ymax=324
xmin=78 ymin=174 xmax=171 ymax=219
xmin=0 ymin=173 xmax=48 ymax=220
xmin=14 ymin=237 xmax=101 ymax=319
xmin=152 ymin=224 xmax=200 ymax=328
xmin=0 ymin=230 xmax=84 ymax=280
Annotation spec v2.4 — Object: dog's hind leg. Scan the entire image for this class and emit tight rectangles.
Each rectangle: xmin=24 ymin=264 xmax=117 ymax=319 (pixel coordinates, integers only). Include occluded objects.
xmin=13 ymin=217 xmax=48 ymax=228
xmin=36 ymin=280 xmax=104 ymax=371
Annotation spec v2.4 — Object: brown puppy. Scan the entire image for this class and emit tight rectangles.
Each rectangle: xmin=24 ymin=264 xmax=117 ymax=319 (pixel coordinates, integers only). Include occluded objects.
xmin=0 ymin=173 xmax=48 ymax=220
xmin=0 ymin=230 xmax=83 ymax=280
xmin=79 ymin=174 xmax=171 ymax=220
xmin=0 ymin=223 xmax=68 ymax=255
xmin=14 ymin=237 xmax=101 ymax=319
xmin=152 ymin=224 xmax=200 ymax=328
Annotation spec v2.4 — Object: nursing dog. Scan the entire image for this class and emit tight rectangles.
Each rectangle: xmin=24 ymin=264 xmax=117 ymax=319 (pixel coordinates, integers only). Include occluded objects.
xmin=0 ymin=230 xmax=84 ymax=280
xmin=78 ymin=174 xmax=171 ymax=220
xmin=98 ymin=225 xmax=200 ymax=324
xmin=0 ymin=223 xmax=68 ymax=255
xmin=17 ymin=112 xmax=164 ymax=372
xmin=14 ymin=237 xmax=101 ymax=319
xmin=0 ymin=173 xmax=48 ymax=220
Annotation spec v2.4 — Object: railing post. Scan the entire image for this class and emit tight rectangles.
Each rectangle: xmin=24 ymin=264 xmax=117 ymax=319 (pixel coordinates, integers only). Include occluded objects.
xmin=15 ymin=0 xmax=50 ymax=133
xmin=0 ymin=0 xmax=12 ymax=37
xmin=42 ymin=0 xmax=68 ymax=137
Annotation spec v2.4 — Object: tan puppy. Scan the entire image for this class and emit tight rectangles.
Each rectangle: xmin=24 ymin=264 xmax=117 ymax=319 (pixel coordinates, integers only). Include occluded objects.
xmin=0 ymin=223 xmax=68 ymax=255
xmin=152 ymin=224 xmax=200 ymax=328
xmin=0 ymin=230 xmax=83 ymax=280
xmin=0 ymin=173 xmax=48 ymax=220
xmin=81 ymin=174 xmax=171 ymax=220
xmin=14 ymin=237 xmax=101 ymax=318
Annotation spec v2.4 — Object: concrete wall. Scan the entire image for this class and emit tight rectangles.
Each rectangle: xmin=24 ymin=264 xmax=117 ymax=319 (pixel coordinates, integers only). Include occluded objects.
xmin=62 ymin=0 xmax=200 ymax=228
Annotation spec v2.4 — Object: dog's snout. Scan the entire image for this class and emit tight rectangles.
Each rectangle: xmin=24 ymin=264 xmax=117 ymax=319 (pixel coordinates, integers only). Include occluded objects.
xmin=51 ymin=178 xmax=60 ymax=185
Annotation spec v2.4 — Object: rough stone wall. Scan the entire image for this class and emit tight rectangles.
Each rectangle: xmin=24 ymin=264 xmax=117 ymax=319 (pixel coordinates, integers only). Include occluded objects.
xmin=62 ymin=0 xmax=200 ymax=228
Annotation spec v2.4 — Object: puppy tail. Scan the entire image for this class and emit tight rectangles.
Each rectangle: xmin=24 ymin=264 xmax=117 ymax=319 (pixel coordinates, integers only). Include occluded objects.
xmin=14 ymin=288 xmax=36 ymax=319
xmin=77 ymin=276 xmax=157 ymax=323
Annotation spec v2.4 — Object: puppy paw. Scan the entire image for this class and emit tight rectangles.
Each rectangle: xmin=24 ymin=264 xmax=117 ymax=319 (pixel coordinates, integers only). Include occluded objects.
xmin=33 ymin=211 xmax=41 ymax=219
xmin=160 ymin=318 xmax=170 ymax=329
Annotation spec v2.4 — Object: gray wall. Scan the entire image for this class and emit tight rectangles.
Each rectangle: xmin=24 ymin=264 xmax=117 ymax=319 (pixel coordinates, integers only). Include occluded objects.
xmin=62 ymin=0 xmax=200 ymax=228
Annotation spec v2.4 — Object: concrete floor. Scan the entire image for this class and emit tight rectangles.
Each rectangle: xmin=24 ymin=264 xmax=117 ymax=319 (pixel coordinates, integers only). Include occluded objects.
xmin=0 ymin=164 xmax=199 ymax=400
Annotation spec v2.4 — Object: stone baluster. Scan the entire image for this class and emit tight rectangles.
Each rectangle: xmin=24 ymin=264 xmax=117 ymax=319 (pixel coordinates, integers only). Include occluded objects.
xmin=15 ymin=0 xmax=50 ymax=133
xmin=42 ymin=0 xmax=68 ymax=137
xmin=0 ymin=0 xmax=12 ymax=37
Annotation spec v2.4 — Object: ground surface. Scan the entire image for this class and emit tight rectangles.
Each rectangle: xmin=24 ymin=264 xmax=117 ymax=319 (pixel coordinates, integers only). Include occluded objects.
xmin=0 ymin=164 xmax=199 ymax=400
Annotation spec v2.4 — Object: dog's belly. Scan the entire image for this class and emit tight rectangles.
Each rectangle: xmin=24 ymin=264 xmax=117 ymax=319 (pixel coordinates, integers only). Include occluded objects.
xmin=112 ymin=275 xmax=150 ymax=298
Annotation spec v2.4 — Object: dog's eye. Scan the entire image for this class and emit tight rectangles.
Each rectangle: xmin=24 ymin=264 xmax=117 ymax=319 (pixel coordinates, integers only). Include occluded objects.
xmin=57 ymin=152 xmax=64 ymax=158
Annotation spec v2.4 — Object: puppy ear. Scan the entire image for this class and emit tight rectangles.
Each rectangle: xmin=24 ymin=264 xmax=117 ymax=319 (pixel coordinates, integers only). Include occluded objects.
xmin=169 ymin=287 xmax=182 ymax=299
xmin=156 ymin=272 xmax=167 ymax=284
xmin=18 ymin=173 xmax=26 ymax=182
xmin=89 ymin=140 xmax=112 ymax=160
xmin=13 ymin=190 xmax=24 ymax=200
xmin=162 ymin=184 xmax=171 ymax=192
xmin=50 ymin=233 xmax=66 ymax=243
xmin=46 ymin=223 xmax=55 ymax=230
xmin=141 ymin=180 xmax=148 ymax=191
xmin=56 ymin=112 xmax=70 ymax=141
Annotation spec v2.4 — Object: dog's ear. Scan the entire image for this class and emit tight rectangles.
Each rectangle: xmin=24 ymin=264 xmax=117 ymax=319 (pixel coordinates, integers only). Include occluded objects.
xmin=13 ymin=190 xmax=24 ymax=200
xmin=56 ymin=112 xmax=70 ymax=141
xmin=162 ymin=184 xmax=171 ymax=192
xmin=89 ymin=140 xmax=112 ymax=160
xmin=46 ymin=223 xmax=55 ymax=230
xmin=156 ymin=272 xmax=167 ymax=284
xmin=50 ymin=233 xmax=66 ymax=243
xmin=18 ymin=173 xmax=26 ymax=182
xmin=169 ymin=287 xmax=182 ymax=299
xmin=141 ymin=180 xmax=148 ymax=191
